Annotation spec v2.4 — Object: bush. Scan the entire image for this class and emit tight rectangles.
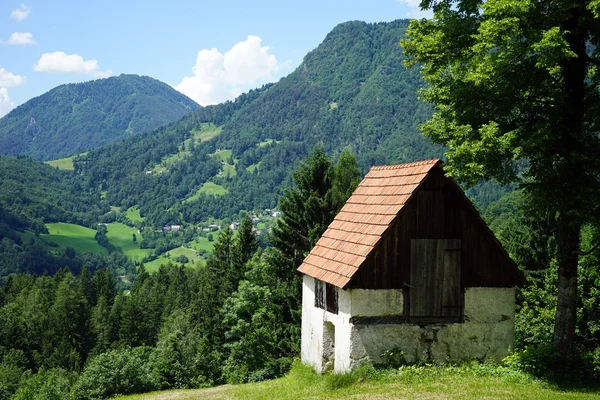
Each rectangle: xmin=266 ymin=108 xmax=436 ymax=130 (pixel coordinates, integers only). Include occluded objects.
xmin=14 ymin=368 xmax=76 ymax=400
xmin=504 ymin=345 xmax=599 ymax=385
xmin=70 ymin=347 xmax=159 ymax=400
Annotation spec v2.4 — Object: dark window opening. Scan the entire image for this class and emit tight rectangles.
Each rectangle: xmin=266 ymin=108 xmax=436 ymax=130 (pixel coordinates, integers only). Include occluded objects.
xmin=315 ymin=279 xmax=324 ymax=309
xmin=326 ymin=283 xmax=338 ymax=314
xmin=314 ymin=280 xmax=338 ymax=314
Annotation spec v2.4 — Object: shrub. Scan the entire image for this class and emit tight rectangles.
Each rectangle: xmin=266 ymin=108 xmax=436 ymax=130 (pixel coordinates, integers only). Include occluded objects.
xmin=14 ymin=368 xmax=76 ymax=400
xmin=504 ymin=345 xmax=599 ymax=385
xmin=70 ymin=347 xmax=159 ymax=400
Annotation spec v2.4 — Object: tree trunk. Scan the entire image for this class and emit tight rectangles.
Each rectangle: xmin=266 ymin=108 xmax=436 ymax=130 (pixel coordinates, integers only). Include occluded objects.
xmin=551 ymin=2 xmax=587 ymax=357
xmin=552 ymin=215 xmax=580 ymax=356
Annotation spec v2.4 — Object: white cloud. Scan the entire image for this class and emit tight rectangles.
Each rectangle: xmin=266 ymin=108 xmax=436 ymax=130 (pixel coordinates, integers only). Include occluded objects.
xmin=34 ymin=52 xmax=112 ymax=78
xmin=397 ymin=0 xmax=433 ymax=19
xmin=175 ymin=35 xmax=280 ymax=105
xmin=6 ymin=32 xmax=36 ymax=46
xmin=10 ymin=3 xmax=31 ymax=21
xmin=0 ymin=88 xmax=16 ymax=118
xmin=0 ymin=68 xmax=26 ymax=87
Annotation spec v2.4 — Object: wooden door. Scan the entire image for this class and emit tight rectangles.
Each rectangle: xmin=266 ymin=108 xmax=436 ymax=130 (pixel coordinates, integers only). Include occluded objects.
xmin=409 ymin=239 xmax=461 ymax=323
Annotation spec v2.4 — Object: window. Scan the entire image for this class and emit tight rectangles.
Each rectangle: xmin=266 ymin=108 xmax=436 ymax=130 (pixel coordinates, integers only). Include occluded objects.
xmin=326 ymin=283 xmax=338 ymax=314
xmin=314 ymin=279 xmax=338 ymax=314
xmin=315 ymin=279 xmax=324 ymax=309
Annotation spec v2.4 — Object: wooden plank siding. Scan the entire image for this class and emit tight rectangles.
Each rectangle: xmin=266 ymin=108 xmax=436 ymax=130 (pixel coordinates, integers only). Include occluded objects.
xmin=349 ymin=167 xmax=521 ymax=290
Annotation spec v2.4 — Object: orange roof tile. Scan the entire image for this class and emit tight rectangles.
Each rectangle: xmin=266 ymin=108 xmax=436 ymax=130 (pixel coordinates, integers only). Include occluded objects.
xmin=298 ymin=159 xmax=442 ymax=288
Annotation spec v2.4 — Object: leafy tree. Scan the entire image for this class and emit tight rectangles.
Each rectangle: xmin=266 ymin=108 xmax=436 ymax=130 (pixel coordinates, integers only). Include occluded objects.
xmin=403 ymin=0 xmax=600 ymax=355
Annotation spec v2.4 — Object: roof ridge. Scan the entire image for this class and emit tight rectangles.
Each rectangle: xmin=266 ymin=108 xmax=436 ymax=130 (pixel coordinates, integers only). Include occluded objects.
xmin=370 ymin=159 xmax=442 ymax=171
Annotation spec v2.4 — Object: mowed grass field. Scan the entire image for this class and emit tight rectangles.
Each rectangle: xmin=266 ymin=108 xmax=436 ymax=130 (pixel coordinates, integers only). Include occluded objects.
xmin=125 ymin=206 xmax=144 ymax=222
xmin=186 ymin=182 xmax=228 ymax=202
xmin=105 ymin=222 xmax=151 ymax=260
xmin=116 ymin=363 xmax=600 ymax=400
xmin=42 ymin=223 xmax=107 ymax=255
xmin=45 ymin=156 xmax=75 ymax=170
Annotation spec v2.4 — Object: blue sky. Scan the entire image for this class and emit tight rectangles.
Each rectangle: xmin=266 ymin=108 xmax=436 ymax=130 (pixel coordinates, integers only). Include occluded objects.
xmin=0 ymin=0 xmax=428 ymax=117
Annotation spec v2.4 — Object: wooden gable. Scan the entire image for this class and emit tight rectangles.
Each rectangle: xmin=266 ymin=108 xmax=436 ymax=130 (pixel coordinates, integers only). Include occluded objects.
xmin=298 ymin=160 xmax=523 ymax=291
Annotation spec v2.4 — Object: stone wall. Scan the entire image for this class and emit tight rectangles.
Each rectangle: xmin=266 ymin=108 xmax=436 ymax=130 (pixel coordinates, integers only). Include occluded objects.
xmin=348 ymin=287 xmax=515 ymax=369
xmin=301 ymin=276 xmax=515 ymax=373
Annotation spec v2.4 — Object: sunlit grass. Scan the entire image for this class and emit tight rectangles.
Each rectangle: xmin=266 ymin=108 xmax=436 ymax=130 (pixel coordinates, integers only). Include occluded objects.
xmin=42 ymin=223 xmax=107 ymax=255
xmin=116 ymin=363 xmax=600 ymax=400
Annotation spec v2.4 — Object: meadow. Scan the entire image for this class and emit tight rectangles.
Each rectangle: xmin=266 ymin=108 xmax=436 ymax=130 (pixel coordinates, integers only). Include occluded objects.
xmin=42 ymin=222 xmax=107 ymax=255
xmin=116 ymin=363 xmax=600 ymax=400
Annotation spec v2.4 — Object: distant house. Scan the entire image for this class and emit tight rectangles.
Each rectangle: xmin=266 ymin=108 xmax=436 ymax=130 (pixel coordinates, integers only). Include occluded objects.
xmin=298 ymin=159 xmax=523 ymax=374
xmin=251 ymin=216 xmax=260 ymax=224
xmin=272 ymin=211 xmax=282 ymax=218
xmin=163 ymin=224 xmax=182 ymax=233
xmin=145 ymin=170 xmax=153 ymax=175
xmin=208 ymin=224 xmax=220 ymax=231
xmin=230 ymin=222 xmax=240 ymax=230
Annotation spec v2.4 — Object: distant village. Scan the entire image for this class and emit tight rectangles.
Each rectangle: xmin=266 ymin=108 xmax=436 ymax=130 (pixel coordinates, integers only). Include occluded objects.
xmin=162 ymin=209 xmax=282 ymax=236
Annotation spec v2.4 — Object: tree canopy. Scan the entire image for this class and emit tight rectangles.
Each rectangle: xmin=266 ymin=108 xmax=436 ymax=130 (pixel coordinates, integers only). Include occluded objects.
xmin=403 ymin=0 xmax=600 ymax=355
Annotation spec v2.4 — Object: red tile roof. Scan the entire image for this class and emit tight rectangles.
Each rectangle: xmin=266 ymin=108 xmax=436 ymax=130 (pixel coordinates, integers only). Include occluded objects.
xmin=297 ymin=159 xmax=442 ymax=288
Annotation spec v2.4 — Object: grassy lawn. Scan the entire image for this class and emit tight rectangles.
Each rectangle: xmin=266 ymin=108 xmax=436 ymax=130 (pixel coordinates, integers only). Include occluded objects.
xmin=42 ymin=223 xmax=107 ymax=255
xmin=105 ymin=223 xmax=151 ymax=260
xmin=257 ymin=139 xmax=280 ymax=147
xmin=165 ymin=247 xmax=201 ymax=263
xmin=45 ymin=156 xmax=75 ymax=170
xmin=246 ymin=161 xmax=262 ymax=173
xmin=186 ymin=182 xmax=228 ymax=202
xmin=116 ymin=363 xmax=600 ymax=400
xmin=190 ymin=236 xmax=215 ymax=252
xmin=214 ymin=149 xmax=232 ymax=162
xmin=143 ymin=256 xmax=171 ymax=273
xmin=125 ymin=206 xmax=144 ymax=222
xmin=191 ymin=123 xmax=222 ymax=143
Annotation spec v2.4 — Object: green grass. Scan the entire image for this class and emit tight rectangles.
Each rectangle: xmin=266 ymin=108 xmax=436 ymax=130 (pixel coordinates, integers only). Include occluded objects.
xmin=45 ymin=152 xmax=87 ymax=170
xmin=116 ymin=363 xmax=600 ymax=400
xmin=190 ymin=236 xmax=215 ymax=252
xmin=191 ymin=123 xmax=222 ymax=143
xmin=257 ymin=139 xmax=281 ymax=147
xmin=42 ymin=223 xmax=107 ymax=255
xmin=186 ymin=182 xmax=228 ymax=202
xmin=105 ymin=222 xmax=151 ymax=260
xmin=246 ymin=161 xmax=262 ymax=173
xmin=165 ymin=247 xmax=201 ymax=263
xmin=214 ymin=149 xmax=232 ymax=162
xmin=142 ymin=256 xmax=171 ymax=273
xmin=125 ymin=206 xmax=144 ymax=222
xmin=45 ymin=156 xmax=75 ymax=170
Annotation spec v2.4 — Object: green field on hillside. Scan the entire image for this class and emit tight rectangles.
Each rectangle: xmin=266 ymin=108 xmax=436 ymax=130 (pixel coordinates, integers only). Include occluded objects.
xmin=117 ymin=363 xmax=600 ymax=400
xmin=125 ymin=206 xmax=144 ymax=222
xmin=45 ymin=156 xmax=75 ymax=170
xmin=105 ymin=222 xmax=151 ymax=260
xmin=166 ymin=247 xmax=201 ymax=263
xmin=190 ymin=236 xmax=215 ymax=252
xmin=42 ymin=223 xmax=107 ymax=255
xmin=191 ymin=123 xmax=222 ymax=143
xmin=186 ymin=182 xmax=228 ymax=202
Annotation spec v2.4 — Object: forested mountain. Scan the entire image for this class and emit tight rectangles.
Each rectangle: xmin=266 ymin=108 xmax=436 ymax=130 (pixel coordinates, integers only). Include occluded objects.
xmin=0 ymin=74 xmax=199 ymax=161
xmin=76 ymin=20 xmax=447 ymax=226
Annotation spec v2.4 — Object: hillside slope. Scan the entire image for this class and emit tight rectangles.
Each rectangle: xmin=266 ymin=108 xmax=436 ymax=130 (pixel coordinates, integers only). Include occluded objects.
xmin=76 ymin=20 xmax=446 ymax=226
xmin=0 ymin=74 xmax=199 ymax=160
xmin=114 ymin=364 xmax=600 ymax=400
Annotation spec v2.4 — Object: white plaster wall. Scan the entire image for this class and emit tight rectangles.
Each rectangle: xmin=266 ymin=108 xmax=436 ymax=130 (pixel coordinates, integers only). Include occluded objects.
xmin=346 ymin=287 xmax=515 ymax=370
xmin=349 ymin=289 xmax=404 ymax=317
xmin=300 ymin=275 xmax=325 ymax=372
xmin=300 ymin=276 xmax=354 ymax=373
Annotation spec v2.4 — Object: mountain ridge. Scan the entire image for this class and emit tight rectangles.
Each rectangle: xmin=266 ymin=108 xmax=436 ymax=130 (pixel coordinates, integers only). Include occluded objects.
xmin=0 ymin=74 xmax=199 ymax=160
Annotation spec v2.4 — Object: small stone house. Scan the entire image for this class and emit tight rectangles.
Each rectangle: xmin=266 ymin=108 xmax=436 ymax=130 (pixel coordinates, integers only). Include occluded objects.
xmin=297 ymin=159 xmax=523 ymax=373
